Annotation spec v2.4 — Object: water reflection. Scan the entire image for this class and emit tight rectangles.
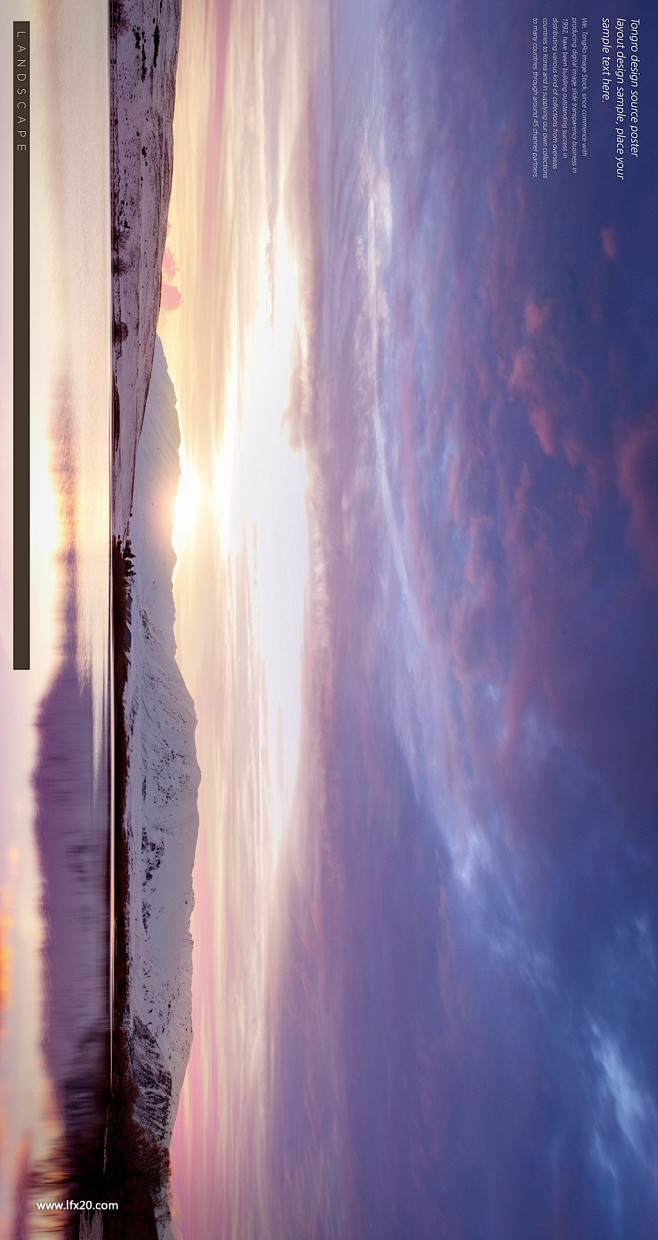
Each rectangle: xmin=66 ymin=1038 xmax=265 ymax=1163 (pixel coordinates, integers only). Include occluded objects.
xmin=1 ymin=3 xmax=111 ymax=1232
xmin=29 ymin=407 xmax=111 ymax=1231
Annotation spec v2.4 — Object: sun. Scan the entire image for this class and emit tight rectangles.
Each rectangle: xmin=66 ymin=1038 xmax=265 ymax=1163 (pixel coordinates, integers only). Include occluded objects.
xmin=172 ymin=445 xmax=200 ymax=563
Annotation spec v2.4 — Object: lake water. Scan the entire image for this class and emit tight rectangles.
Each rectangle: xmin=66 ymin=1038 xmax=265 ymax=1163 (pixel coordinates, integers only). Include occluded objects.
xmin=0 ymin=3 xmax=112 ymax=1230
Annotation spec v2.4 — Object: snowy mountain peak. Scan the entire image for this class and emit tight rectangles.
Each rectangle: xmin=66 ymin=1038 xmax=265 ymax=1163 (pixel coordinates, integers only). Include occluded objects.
xmin=122 ymin=335 xmax=200 ymax=1157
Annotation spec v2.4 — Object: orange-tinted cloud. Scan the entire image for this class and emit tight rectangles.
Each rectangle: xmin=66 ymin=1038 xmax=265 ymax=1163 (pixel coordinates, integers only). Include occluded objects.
xmin=527 ymin=404 xmax=557 ymax=457
xmin=161 ymin=279 xmax=183 ymax=312
xmin=618 ymin=416 xmax=658 ymax=584
xmin=524 ymin=301 xmax=550 ymax=334
xmin=162 ymin=245 xmax=178 ymax=282
xmin=601 ymin=226 xmax=618 ymax=260
xmin=161 ymin=229 xmax=182 ymax=312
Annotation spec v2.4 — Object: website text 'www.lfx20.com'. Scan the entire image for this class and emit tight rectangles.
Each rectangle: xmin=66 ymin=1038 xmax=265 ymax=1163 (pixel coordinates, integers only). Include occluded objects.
xmin=35 ymin=1201 xmax=120 ymax=1211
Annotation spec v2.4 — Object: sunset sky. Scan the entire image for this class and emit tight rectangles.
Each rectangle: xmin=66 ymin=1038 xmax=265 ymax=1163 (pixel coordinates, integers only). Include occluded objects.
xmin=3 ymin=0 xmax=657 ymax=1236
xmin=160 ymin=0 xmax=658 ymax=1238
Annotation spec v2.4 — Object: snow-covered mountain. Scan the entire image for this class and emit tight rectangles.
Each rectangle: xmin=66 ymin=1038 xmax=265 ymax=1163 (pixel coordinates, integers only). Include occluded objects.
xmin=122 ymin=336 xmax=200 ymax=1157
xmin=109 ymin=8 xmax=191 ymax=1231
xmin=111 ymin=0 xmax=181 ymax=540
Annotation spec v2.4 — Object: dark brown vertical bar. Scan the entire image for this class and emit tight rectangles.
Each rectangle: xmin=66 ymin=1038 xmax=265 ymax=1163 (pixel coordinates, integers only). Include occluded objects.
xmin=13 ymin=22 xmax=30 ymax=670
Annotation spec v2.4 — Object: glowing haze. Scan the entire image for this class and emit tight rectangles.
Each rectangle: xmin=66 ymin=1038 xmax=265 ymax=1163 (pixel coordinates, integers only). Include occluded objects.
xmin=159 ymin=1 xmax=314 ymax=1232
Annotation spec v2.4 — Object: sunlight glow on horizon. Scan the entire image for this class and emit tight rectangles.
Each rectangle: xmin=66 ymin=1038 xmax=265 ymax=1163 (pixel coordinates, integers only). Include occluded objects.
xmin=172 ymin=444 xmax=202 ymax=566
xmin=158 ymin=4 xmax=319 ymax=1228
xmin=213 ymin=212 xmax=310 ymax=852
